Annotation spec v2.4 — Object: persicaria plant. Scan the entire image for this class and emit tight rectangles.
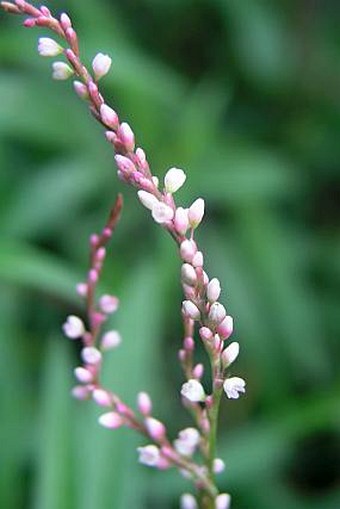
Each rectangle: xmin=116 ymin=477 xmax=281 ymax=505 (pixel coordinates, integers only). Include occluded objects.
xmin=1 ymin=2 xmax=246 ymax=508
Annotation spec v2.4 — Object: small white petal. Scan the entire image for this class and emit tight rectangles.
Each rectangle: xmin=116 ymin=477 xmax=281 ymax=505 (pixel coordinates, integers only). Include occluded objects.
xmin=81 ymin=346 xmax=102 ymax=365
xmin=137 ymin=190 xmax=159 ymax=211
xmin=137 ymin=445 xmax=160 ymax=467
xmin=92 ymin=52 xmax=112 ymax=79
xmin=181 ymin=379 xmax=205 ymax=402
xmin=62 ymin=315 xmax=85 ymax=339
xmin=223 ymin=377 xmax=246 ymax=399
xmin=164 ymin=167 xmax=186 ymax=193
xmin=52 ymin=61 xmax=73 ymax=80
xmin=151 ymin=202 xmax=174 ymax=224
xmin=38 ymin=37 xmax=62 ymax=57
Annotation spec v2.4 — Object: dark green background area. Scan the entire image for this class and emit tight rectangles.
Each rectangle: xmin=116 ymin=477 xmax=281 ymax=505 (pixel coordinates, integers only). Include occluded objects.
xmin=0 ymin=0 xmax=340 ymax=508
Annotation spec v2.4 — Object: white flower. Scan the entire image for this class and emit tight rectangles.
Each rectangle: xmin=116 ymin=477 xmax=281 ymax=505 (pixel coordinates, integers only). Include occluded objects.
xmin=188 ymin=198 xmax=205 ymax=228
xmin=81 ymin=346 xmax=102 ymax=365
xmin=99 ymin=294 xmax=119 ymax=314
xmin=92 ymin=52 xmax=112 ymax=79
xmin=137 ymin=190 xmax=159 ymax=210
xmin=74 ymin=366 xmax=93 ymax=383
xmin=180 ymin=493 xmax=198 ymax=509
xmin=98 ymin=411 xmax=123 ymax=429
xmin=174 ymin=207 xmax=189 ymax=235
xmin=52 ymin=61 xmax=73 ymax=80
xmin=181 ymin=379 xmax=206 ymax=402
xmin=215 ymin=493 xmax=231 ymax=509
xmin=223 ymin=377 xmax=246 ymax=399
xmin=37 ymin=37 xmax=62 ymax=57
xmin=175 ymin=427 xmax=200 ymax=456
xmin=164 ymin=167 xmax=186 ymax=193
xmin=221 ymin=342 xmax=240 ymax=368
xmin=93 ymin=389 xmax=112 ymax=407
xmin=213 ymin=458 xmax=226 ymax=474
xmin=151 ymin=201 xmax=174 ymax=224
xmin=137 ymin=444 xmax=160 ymax=467
xmin=101 ymin=330 xmax=122 ymax=350
xmin=62 ymin=315 xmax=85 ymax=339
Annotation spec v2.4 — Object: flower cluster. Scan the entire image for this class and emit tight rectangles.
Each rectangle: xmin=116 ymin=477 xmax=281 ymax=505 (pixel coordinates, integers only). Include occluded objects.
xmin=0 ymin=2 xmax=247 ymax=507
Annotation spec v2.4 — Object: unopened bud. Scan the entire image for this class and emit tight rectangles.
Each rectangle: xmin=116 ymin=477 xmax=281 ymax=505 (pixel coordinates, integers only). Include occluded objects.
xmin=221 ymin=342 xmax=239 ymax=368
xmin=137 ymin=190 xmax=159 ymax=210
xmin=208 ymin=302 xmax=226 ymax=325
xmin=52 ymin=61 xmax=73 ymax=80
xmin=207 ymin=278 xmax=221 ymax=303
xmin=92 ymin=52 xmax=112 ymax=80
xmin=98 ymin=411 xmax=124 ymax=429
xmin=93 ymin=388 xmax=112 ymax=406
xmin=74 ymin=366 xmax=93 ymax=383
xmin=182 ymin=300 xmax=200 ymax=321
xmin=181 ymin=264 xmax=197 ymax=286
xmin=137 ymin=392 xmax=152 ymax=415
xmin=145 ymin=417 xmax=166 ymax=441
xmin=81 ymin=346 xmax=102 ymax=365
xmin=117 ymin=122 xmax=135 ymax=152
xmin=180 ymin=239 xmax=197 ymax=263
xmin=100 ymin=104 xmax=119 ymax=129
xmin=188 ymin=198 xmax=205 ymax=228
xmin=216 ymin=315 xmax=233 ymax=340
xmin=174 ymin=207 xmax=189 ymax=235
xmin=99 ymin=294 xmax=119 ymax=314
xmin=101 ymin=330 xmax=122 ymax=350
xmin=164 ymin=167 xmax=186 ymax=194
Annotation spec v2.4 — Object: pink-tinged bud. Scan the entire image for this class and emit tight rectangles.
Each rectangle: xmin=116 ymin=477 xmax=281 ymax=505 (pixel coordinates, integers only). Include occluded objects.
xmin=151 ymin=202 xmax=174 ymax=224
xmin=203 ymin=271 xmax=209 ymax=285
xmin=74 ymin=366 xmax=93 ymax=383
xmin=95 ymin=246 xmax=106 ymax=262
xmin=23 ymin=18 xmax=36 ymax=27
xmin=37 ymin=37 xmax=62 ymax=56
xmin=101 ymin=330 xmax=122 ymax=350
xmin=98 ymin=411 xmax=124 ymax=429
xmin=207 ymin=278 xmax=221 ymax=303
xmin=178 ymin=349 xmax=186 ymax=362
xmin=117 ymin=122 xmax=135 ymax=152
xmin=100 ymin=104 xmax=119 ymax=129
xmin=88 ymin=269 xmax=98 ymax=283
xmin=40 ymin=5 xmax=51 ymax=16
xmin=192 ymin=251 xmax=204 ymax=268
xmin=192 ymin=363 xmax=204 ymax=379
xmin=184 ymin=336 xmax=195 ymax=351
xmin=135 ymin=147 xmax=147 ymax=167
xmin=62 ymin=315 xmax=85 ymax=339
xmin=223 ymin=377 xmax=246 ymax=399
xmin=180 ymin=493 xmax=198 ymax=509
xmin=137 ymin=190 xmax=158 ymax=211
xmin=156 ymin=456 xmax=171 ymax=470
xmin=76 ymin=282 xmax=88 ymax=297
xmin=164 ymin=167 xmax=186 ymax=194
xmin=182 ymin=300 xmax=200 ymax=321
xmin=152 ymin=176 xmax=159 ymax=188
xmin=90 ymin=233 xmax=99 ymax=247
xmin=213 ymin=334 xmax=222 ymax=351
xmin=215 ymin=493 xmax=231 ymax=509
xmin=91 ymin=311 xmax=106 ymax=330
xmin=137 ymin=392 xmax=152 ymax=415
xmin=175 ymin=427 xmax=200 ymax=456
xmin=180 ymin=239 xmax=197 ymax=263
xmin=199 ymin=326 xmax=213 ymax=341
xmin=71 ymin=385 xmax=90 ymax=400
xmin=181 ymin=379 xmax=205 ymax=402
xmin=105 ymin=130 xmax=117 ymax=144
xmin=52 ymin=61 xmax=73 ymax=80
xmin=222 ymin=342 xmax=240 ymax=368
xmin=213 ymin=458 xmax=226 ymax=474
xmin=216 ymin=315 xmax=234 ymax=340
xmin=60 ymin=12 xmax=72 ymax=29
xmin=182 ymin=283 xmax=196 ymax=300
xmin=181 ymin=264 xmax=197 ymax=286
xmin=92 ymin=52 xmax=112 ymax=80
xmin=93 ymin=388 xmax=112 ymax=406
xmin=174 ymin=207 xmax=189 ymax=235
xmin=81 ymin=346 xmax=102 ymax=365
xmin=208 ymin=302 xmax=227 ymax=325
xmin=188 ymin=198 xmax=205 ymax=228
xmin=99 ymin=294 xmax=119 ymax=314
xmin=145 ymin=417 xmax=166 ymax=441
xmin=114 ymin=154 xmax=136 ymax=176
xmin=137 ymin=444 xmax=160 ymax=467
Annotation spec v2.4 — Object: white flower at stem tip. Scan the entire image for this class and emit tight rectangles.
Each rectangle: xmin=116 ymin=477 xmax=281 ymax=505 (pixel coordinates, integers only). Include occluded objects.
xmin=164 ymin=167 xmax=186 ymax=193
xmin=221 ymin=341 xmax=240 ymax=368
xmin=92 ymin=52 xmax=112 ymax=80
xmin=223 ymin=377 xmax=246 ymax=399
xmin=52 ymin=61 xmax=73 ymax=80
xmin=181 ymin=379 xmax=206 ymax=402
xmin=180 ymin=493 xmax=198 ymax=509
xmin=215 ymin=493 xmax=231 ymax=509
xmin=137 ymin=444 xmax=160 ymax=467
xmin=62 ymin=315 xmax=85 ymax=339
xmin=37 ymin=37 xmax=63 ymax=57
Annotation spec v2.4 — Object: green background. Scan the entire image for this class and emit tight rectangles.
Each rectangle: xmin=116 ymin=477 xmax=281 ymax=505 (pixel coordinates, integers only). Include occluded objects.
xmin=0 ymin=0 xmax=339 ymax=508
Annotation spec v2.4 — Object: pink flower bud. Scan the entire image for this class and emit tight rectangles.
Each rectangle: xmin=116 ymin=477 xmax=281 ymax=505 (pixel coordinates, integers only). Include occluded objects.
xmin=184 ymin=336 xmax=195 ymax=351
xmin=203 ymin=271 xmax=209 ymax=285
xmin=174 ymin=207 xmax=189 ymax=235
xmin=137 ymin=445 xmax=160 ymax=467
xmin=100 ymin=104 xmax=119 ymax=129
xmin=74 ymin=366 xmax=93 ymax=383
xmin=81 ymin=346 xmax=102 ymax=365
xmin=199 ymin=326 xmax=213 ymax=341
xmin=180 ymin=493 xmax=198 ymax=509
xmin=137 ymin=190 xmax=159 ymax=210
xmin=213 ymin=458 xmax=226 ymax=474
xmin=60 ymin=12 xmax=72 ymax=29
xmin=52 ymin=61 xmax=73 ymax=80
xmin=192 ymin=363 xmax=204 ymax=379
xmin=208 ymin=302 xmax=226 ymax=325
xmin=62 ymin=315 xmax=85 ymax=339
xmin=181 ymin=379 xmax=205 ymax=402
xmin=101 ymin=330 xmax=122 ymax=350
xmin=207 ymin=278 xmax=221 ymax=303
xmin=37 ymin=37 xmax=62 ymax=56
xmin=151 ymin=202 xmax=174 ymax=224
xmin=180 ymin=239 xmax=197 ymax=263
xmin=182 ymin=300 xmax=200 ymax=321
xmin=215 ymin=493 xmax=231 ymax=509
xmin=188 ymin=198 xmax=205 ymax=228
xmin=98 ymin=411 xmax=124 ymax=429
xmin=192 ymin=251 xmax=203 ymax=268
xmin=114 ymin=154 xmax=136 ymax=176
xmin=135 ymin=147 xmax=147 ymax=167
xmin=99 ymin=294 xmax=119 ymax=314
xmin=164 ymin=167 xmax=186 ymax=193
xmin=71 ymin=385 xmax=91 ymax=400
xmin=93 ymin=388 xmax=112 ymax=406
xmin=216 ymin=315 xmax=233 ymax=340
xmin=181 ymin=264 xmax=197 ymax=286
xmin=76 ymin=282 xmax=88 ymax=297
xmin=92 ymin=52 xmax=112 ymax=80
xmin=137 ymin=392 xmax=152 ymax=415
xmin=145 ymin=417 xmax=166 ymax=441
xmin=222 ymin=341 xmax=240 ymax=368
xmin=117 ymin=122 xmax=135 ymax=152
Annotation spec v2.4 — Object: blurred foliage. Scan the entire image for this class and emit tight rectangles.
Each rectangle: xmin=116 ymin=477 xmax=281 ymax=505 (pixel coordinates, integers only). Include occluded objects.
xmin=0 ymin=0 xmax=340 ymax=508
